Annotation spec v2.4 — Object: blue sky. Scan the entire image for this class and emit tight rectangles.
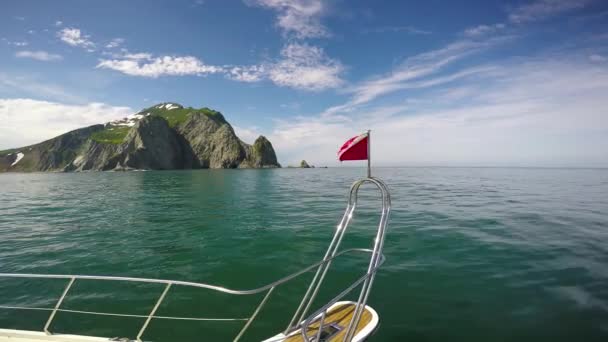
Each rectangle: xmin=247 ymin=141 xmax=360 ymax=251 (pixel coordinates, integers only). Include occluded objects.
xmin=1 ymin=0 xmax=608 ymax=167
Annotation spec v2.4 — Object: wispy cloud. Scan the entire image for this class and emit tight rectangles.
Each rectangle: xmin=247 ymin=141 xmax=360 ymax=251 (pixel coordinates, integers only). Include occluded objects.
xmin=362 ymin=26 xmax=432 ymax=35
xmin=239 ymin=0 xmax=344 ymax=90
xmin=15 ymin=50 xmax=63 ymax=62
xmin=464 ymin=23 xmax=506 ymax=37
xmin=230 ymin=43 xmax=345 ymax=90
xmin=57 ymin=27 xmax=95 ymax=50
xmin=0 ymin=73 xmax=84 ymax=104
xmin=0 ymin=99 xmax=132 ymax=149
xmin=268 ymin=53 xmax=608 ymax=166
xmin=247 ymin=0 xmax=329 ymax=39
xmin=228 ymin=65 xmax=267 ymax=82
xmin=105 ymin=38 xmax=125 ymax=49
xmin=509 ymin=0 xmax=596 ymax=23
xmin=324 ymin=37 xmax=509 ymax=115
xmin=2 ymin=38 xmax=28 ymax=47
xmin=280 ymin=102 xmax=301 ymax=110
xmin=55 ymin=20 xmax=63 ymax=26
xmin=96 ymin=53 xmax=224 ymax=78
xmin=100 ymin=43 xmax=344 ymax=90
xmin=267 ymin=43 xmax=343 ymax=90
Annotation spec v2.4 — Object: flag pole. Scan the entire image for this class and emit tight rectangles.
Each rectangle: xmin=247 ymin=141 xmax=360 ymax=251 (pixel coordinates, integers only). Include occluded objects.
xmin=367 ymin=130 xmax=371 ymax=178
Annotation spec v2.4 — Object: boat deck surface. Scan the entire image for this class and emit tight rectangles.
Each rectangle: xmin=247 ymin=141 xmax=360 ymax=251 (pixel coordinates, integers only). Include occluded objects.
xmin=283 ymin=303 xmax=374 ymax=342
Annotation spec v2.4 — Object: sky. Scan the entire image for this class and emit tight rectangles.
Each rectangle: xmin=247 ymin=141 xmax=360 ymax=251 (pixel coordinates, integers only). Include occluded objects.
xmin=1 ymin=0 xmax=608 ymax=167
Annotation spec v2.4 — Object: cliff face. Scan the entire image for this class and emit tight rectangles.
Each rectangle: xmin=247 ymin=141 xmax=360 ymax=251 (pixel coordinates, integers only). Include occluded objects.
xmin=0 ymin=124 xmax=105 ymax=172
xmin=247 ymin=136 xmax=279 ymax=168
xmin=176 ymin=112 xmax=246 ymax=168
xmin=0 ymin=103 xmax=280 ymax=172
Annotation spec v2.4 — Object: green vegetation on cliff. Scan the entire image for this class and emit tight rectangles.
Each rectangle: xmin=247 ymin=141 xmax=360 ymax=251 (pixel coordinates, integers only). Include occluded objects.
xmin=150 ymin=106 xmax=225 ymax=127
xmin=91 ymin=103 xmax=228 ymax=145
xmin=91 ymin=126 xmax=131 ymax=144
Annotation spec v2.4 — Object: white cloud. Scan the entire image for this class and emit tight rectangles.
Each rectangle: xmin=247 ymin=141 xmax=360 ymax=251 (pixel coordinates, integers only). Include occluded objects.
xmin=267 ymin=50 xmax=608 ymax=167
xmin=0 ymin=98 xmax=132 ymax=149
xmin=15 ymin=50 xmax=63 ymax=62
xmin=268 ymin=43 xmax=344 ymax=90
xmin=228 ymin=65 xmax=266 ymax=82
xmin=98 ymin=44 xmax=343 ymax=91
xmin=97 ymin=54 xmax=224 ymax=78
xmin=55 ymin=20 xmax=63 ymax=26
xmin=509 ymin=0 xmax=595 ymax=23
xmin=105 ymin=38 xmax=125 ymax=49
xmin=227 ymin=43 xmax=345 ymax=90
xmin=464 ymin=23 xmax=506 ymax=37
xmin=58 ymin=27 xmax=95 ymax=49
xmin=589 ymin=54 xmax=606 ymax=62
xmin=248 ymin=0 xmax=329 ymax=38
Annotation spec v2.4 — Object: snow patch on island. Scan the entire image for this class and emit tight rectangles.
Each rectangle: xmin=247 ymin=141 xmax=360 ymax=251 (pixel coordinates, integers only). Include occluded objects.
xmin=106 ymin=104 xmax=178 ymax=128
xmin=108 ymin=112 xmax=152 ymax=127
xmin=11 ymin=152 xmax=24 ymax=166
xmin=156 ymin=103 xmax=179 ymax=110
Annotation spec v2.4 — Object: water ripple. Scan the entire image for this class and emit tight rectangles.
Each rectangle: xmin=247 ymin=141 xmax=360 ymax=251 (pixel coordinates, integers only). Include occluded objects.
xmin=0 ymin=168 xmax=607 ymax=341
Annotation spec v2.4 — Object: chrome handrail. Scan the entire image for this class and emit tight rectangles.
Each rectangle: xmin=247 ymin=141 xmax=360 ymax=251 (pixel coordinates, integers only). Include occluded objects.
xmin=0 ymin=248 xmax=379 ymax=341
xmin=0 ymin=176 xmax=391 ymax=342
xmin=284 ymin=177 xmax=391 ymax=342
xmin=0 ymin=248 xmax=374 ymax=294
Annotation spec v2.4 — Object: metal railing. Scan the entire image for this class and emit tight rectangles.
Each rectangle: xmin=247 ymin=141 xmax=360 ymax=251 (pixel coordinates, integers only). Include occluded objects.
xmin=285 ymin=177 xmax=391 ymax=342
xmin=0 ymin=176 xmax=391 ymax=342
xmin=0 ymin=248 xmax=377 ymax=341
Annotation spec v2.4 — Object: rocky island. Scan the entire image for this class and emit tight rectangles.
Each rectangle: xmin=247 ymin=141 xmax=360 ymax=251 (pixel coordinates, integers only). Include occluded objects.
xmin=0 ymin=103 xmax=280 ymax=172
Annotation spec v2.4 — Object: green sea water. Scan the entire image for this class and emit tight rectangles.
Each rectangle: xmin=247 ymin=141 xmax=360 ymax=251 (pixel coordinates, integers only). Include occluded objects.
xmin=0 ymin=168 xmax=607 ymax=341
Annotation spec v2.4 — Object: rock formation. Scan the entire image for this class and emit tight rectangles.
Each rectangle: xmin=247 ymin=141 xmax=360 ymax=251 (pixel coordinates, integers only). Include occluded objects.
xmin=0 ymin=103 xmax=280 ymax=172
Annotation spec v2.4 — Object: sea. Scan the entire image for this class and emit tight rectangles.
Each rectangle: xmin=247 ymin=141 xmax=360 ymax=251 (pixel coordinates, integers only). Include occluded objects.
xmin=0 ymin=167 xmax=607 ymax=341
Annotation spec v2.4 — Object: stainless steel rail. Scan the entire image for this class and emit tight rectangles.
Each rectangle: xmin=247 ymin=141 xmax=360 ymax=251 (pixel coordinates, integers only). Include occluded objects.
xmin=0 ymin=176 xmax=391 ymax=342
xmin=0 ymin=249 xmax=379 ymax=341
xmin=284 ymin=177 xmax=391 ymax=342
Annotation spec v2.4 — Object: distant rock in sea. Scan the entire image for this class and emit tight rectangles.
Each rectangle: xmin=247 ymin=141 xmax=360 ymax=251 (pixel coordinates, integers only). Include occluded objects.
xmin=300 ymin=160 xmax=311 ymax=168
xmin=0 ymin=103 xmax=281 ymax=172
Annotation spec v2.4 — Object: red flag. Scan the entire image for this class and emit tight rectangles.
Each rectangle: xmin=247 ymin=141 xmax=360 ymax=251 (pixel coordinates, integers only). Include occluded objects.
xmin=338 ymin=132 xmax=368 ymax=161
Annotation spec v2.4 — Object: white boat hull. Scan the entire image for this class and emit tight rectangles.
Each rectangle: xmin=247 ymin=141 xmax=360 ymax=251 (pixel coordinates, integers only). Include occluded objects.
xmin=0 ymin=329 xmax=115 ymax=342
